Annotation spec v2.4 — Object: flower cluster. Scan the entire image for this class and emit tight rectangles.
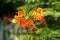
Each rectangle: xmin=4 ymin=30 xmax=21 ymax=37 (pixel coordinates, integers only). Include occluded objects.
xmin=9 ymin=7 xmax=48 ymax=31
xmin=11 ymin=10 xmax=36 ymax=31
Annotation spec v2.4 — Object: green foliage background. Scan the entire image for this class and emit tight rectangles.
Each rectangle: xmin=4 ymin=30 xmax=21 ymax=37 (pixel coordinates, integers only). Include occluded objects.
xmin=0 ymin=0 xmax=60 ymax=40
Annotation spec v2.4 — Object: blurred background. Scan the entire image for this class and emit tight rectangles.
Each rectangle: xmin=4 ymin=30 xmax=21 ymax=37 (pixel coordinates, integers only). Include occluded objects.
xmin=0 ymin=0 xmax=60 ymax=40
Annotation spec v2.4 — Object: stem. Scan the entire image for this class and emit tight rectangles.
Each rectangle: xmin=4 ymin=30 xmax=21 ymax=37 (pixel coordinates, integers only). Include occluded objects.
xmin=44 ymin=20 xmax=48 ymax=31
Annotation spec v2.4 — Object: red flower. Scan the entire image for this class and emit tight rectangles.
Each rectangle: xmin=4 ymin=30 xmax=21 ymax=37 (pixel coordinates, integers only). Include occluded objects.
xmin=39 ymin=16 xmax=44 ymax=23
xmin=19 ymin=22 xmax=25 ymax=29
xmin=19 ymin=20 xmax=36 ymax=30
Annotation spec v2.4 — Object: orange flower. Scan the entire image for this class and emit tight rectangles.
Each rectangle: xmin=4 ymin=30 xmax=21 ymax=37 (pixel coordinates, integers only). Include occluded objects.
xmin=17 ymin=10 xmax=26 ymax=17
xmin=33 ymin=7 xmax=45 ymax=23
xmin=15 ymin=16 xmax=24 ymax=22
xmin=34 ymin=7 xmax=48 ymax=30
xmin=27 ymin=20 xmax=34 ymax=30
xmin=19 ymin=19 xmax=36 ymax=30
xmin=39 ymin=16 xmax=44 ymax=23
xmin=36 ymin=7 xmax=42 ymax=14
xmin=19 ymin=22 xmax=25 ymax=29
xmin=11 ymin=10 xmax=26 ymax=23
xmin=19 ymin=20 xmax=27 ymax=29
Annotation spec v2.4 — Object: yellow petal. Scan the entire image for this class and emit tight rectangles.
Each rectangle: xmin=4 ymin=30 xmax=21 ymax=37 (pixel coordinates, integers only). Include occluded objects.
xmin=12 ymin=19 xmax=17 ymax=23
